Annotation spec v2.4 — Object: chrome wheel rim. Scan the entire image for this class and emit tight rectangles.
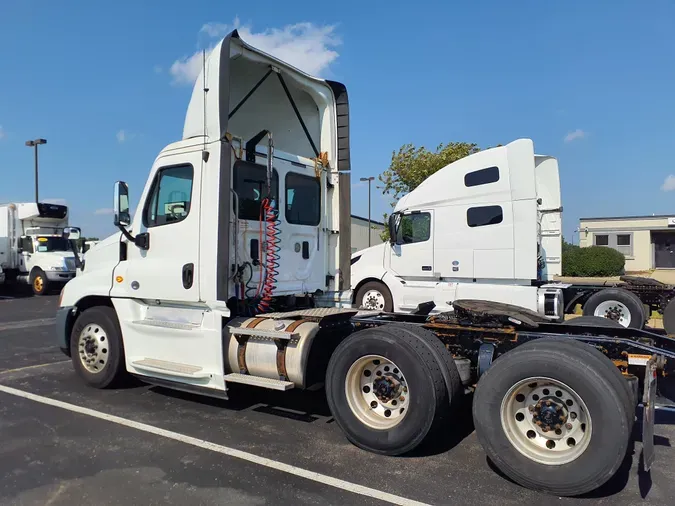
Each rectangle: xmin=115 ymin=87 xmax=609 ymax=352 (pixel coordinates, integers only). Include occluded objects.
xmin=78 ymin=324 xmax=109 ymax=374
xmin=594 ymin=300 xmax=631 ymax=327
xmin=345 ymin=355 xmax=409 ymax=429
xmin=500 ymin=377 xmax=592 ymax=465
xmin=361 ymin=290 xmax=385 ymax=310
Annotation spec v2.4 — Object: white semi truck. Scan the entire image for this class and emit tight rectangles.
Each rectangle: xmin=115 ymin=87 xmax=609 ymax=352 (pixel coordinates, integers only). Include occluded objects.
xmin=350 ymin=146 xmax=675 ymax=334
xmin=0 ymin=201 xmax=80 ymax=295
xmin=55 ymin=30 xmax=674 ymax=497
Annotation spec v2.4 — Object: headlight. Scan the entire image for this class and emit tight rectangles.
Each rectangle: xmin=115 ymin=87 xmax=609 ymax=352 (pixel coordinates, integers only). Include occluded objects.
xmin=50 ymin=266 xmax=66 ymax=271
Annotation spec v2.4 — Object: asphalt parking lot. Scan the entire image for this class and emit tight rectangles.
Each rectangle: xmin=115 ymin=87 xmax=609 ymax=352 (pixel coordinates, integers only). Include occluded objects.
xmin=1 ymin=294 xmax=675 ymax=505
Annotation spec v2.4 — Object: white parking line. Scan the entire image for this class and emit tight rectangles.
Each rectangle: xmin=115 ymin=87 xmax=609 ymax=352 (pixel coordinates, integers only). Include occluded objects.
xmin=0 ymin=360 xmax=70 ymax=375
xmin=0 ymin=318 xmax=56 ymax=332
xmin=0 ymin=384 xmax=431 ymax=506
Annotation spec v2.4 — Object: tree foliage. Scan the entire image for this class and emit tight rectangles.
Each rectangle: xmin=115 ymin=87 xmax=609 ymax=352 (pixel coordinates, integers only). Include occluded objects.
xmin=377 ymin=141 xmax=481 ymax=241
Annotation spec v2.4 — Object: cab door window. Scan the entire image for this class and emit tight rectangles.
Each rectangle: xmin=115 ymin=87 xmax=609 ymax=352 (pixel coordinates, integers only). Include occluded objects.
xmin=143 ymin=164 xmax=194 ymax=227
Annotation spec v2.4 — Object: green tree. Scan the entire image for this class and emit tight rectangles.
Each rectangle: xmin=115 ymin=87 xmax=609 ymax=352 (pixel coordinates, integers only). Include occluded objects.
xmin=378 ymin=141 xmax=482 ymax=240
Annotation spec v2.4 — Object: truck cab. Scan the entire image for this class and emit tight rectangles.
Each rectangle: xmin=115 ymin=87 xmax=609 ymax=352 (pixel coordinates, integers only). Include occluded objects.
xmin=57 ymin=29 xmax=351 ymax=396
xmin=0 ymin=202 xmax=79 ymax=295
xmin=351 ymin=139 xmax=564 ymax=319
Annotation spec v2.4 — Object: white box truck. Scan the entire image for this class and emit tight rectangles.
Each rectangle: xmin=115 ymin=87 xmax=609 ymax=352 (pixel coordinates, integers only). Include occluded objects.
xmin=54 ymin=29 xmax=673 ymax=496
xmin=0 ymin=201 xmax=80 ymax=295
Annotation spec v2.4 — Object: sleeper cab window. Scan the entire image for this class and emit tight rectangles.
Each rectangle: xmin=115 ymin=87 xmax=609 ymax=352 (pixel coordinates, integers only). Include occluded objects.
xmin=464 ymin=166 xmax=499 ymax=188
xmin=286 ymin=172 xmax=320 ymax=226
xmin=467 ymin=205 xmax=503 ymax=227
xmin=397 ymin=212 xmax=431 ymax=244
xmin=143 ymin=164 xmax=194 ymax=228
xmin=232 ymin=161 xmax=279 ymax=221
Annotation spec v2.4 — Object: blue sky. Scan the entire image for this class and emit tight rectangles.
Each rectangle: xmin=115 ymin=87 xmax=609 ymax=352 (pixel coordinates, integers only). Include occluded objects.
xmin=1 ymin=0 xmax=674 ymax=242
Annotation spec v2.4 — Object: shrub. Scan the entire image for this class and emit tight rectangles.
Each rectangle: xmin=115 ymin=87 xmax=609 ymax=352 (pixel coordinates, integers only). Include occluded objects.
xmin=562 ymin=243 xmax=625 ymax=277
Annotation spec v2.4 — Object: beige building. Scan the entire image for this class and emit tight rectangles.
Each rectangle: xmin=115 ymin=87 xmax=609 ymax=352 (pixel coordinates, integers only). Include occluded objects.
xmin=579 ymin=215 xmax=675 ymax=272
xmin=351 ymin=214 xmax=385 ymax=253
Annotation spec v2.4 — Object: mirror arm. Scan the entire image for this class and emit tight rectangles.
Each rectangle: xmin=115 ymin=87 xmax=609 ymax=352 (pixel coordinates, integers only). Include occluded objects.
xmin=118 ymin=225 xmax=136 ymax=243
xmin=68 ymin=240 xmax=84 ymax=270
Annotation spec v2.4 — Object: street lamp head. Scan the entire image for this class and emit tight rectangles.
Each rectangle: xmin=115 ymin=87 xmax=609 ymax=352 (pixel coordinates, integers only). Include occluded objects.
xmin=25 ymin=138 xmax=47 ymax=146
xmin=360 ymin=176 xmax=375 ymax=182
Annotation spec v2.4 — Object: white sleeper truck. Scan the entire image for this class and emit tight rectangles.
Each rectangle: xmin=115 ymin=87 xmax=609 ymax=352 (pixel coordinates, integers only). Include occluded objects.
xmin=350 ymin=145 xmax=675 ymax=333
xmin=0 ymin=201 xmax=80 ymax=295
xmin=56 ymin=30 xmax=674 ymax=497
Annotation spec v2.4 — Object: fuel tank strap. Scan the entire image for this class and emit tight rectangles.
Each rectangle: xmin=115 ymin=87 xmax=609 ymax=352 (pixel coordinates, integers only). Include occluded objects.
xmin=236 ymin=317 xmax=267 ymax=375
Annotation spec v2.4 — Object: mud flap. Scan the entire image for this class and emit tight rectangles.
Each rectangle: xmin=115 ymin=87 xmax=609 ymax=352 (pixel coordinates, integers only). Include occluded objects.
xmin=641 ymin=355 xmax=658 ymax=471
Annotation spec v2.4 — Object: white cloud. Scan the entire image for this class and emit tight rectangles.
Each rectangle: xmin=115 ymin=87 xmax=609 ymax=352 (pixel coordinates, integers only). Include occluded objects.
xmin=661 ymin=175 xmax=675 ymax=192
xmin=94 ymin=208 xmax=114 ymax=215
xmin=200 ymin=22 xmax=229 ymax=38
xmin=0 ymin=125 xmax=5 ymax=139
xmin=169 ymin=19 xmax=340 ymax=86
xmin=564 ymin=129 xmax=586 ymax=143
xmin=116 ymin=129 xmax=126 ymax=143
xmin=43 ymin=198 xmax=67 ymax=205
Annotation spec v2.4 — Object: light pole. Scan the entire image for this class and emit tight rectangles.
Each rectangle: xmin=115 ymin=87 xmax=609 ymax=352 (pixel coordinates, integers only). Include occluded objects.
xmin=360 ymin=176 xmax=375 ymax=246
xmin=25 ymin=138 xmax=47 ymax=203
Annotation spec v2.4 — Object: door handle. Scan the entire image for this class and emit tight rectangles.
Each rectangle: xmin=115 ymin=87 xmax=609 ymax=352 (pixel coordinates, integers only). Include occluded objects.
xmin=422 ymin=266 xmax=432 ymax=271
xmin=182 ymin=263 xmax=194 ymax=289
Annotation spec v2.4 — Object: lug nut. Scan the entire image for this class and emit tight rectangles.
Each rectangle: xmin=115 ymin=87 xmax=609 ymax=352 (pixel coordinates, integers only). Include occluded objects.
xmin=542 ymin=427 xmax=549 ymax=433
xmin=554 ymin=424 xmax=561 ymax=430
xmin=535 ymin=420 xmax=542 ymax=426
xmin=559 ymin=415 xmax=565 ymax=421
xmin=566 ymin=423 xmax=573 ymax=430
xmin=399 ymin=396 xmax=405 ymax=402
xmin=555 ymin=405 xmax=562 ymax=412
xmin=528 ymin=405 xmax=535 ymax=412
xmin=546 ymin=400 xmax=552 ymax=407
xmin=570 ymin=412 xmax=577 ymax=420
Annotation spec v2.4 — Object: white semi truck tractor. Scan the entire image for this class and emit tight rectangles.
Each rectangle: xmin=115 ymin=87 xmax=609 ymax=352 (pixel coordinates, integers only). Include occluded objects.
xmin=0 ymin=201 xmax=81 ymax=295
xmin=55 ymin=30 xmax=673 ymax=496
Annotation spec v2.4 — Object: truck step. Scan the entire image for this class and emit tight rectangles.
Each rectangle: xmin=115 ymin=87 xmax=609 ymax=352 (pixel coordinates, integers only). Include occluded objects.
xmin=131 ymin=358 xmax=210 ymax=378
xmin=224 ymin=373 xmax=294 ymax=391
xmin=132 ymin=319 xmax=199 ymax=331
xmin=227 ymin=326 xmax=298 ymax=340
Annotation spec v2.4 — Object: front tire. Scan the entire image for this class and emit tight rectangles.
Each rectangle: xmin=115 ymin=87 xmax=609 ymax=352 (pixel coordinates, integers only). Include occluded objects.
xmin=473 ymin=338 xmax=631 ymax=496
xmin=582 ymin=288 xmax=645 ymax=329
xmin=326 ymin=325 xmax=451 ymax=455
xmin=31 ymin=269 xmax=49 ymax=296
xmin=355 ymin=281 xmax=393 ymax=312
xmin=70 ymin=306 xmax=128 ymax=389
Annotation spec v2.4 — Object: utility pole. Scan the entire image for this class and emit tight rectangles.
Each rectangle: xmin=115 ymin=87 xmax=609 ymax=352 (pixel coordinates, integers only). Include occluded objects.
xmin=360 ymin=176 xmax=375 ymax=246
xmin=25 ymin=138 xmax=47 ymax=203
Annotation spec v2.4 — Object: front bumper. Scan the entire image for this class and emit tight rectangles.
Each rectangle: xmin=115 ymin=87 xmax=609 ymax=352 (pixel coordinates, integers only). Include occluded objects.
xmin=56 ymin=305 xmax=74 ymax=356
xmin=46 ymin=270 xmax=76 ymax=282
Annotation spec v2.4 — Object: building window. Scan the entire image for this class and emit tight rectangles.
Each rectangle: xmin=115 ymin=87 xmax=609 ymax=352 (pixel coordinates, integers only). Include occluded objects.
xmin=594 ymin=234 xmax=609 ymax=246
xmin=143 ymin=164 xmax=193 ymax=228
xmin=467 ymin=205 xmax=503 ymax=228
xmin=233 ymin=161 xmax=279 ymax=221
xmin=286 ymin=172 xmax=321 ymax=226
xmin=616 ymin=234 xmax=632 ymax=257
xmin=464 ymin=166 xmax=499 ymax=187
xmin=396 ymin=212 xmax=431 ymax=244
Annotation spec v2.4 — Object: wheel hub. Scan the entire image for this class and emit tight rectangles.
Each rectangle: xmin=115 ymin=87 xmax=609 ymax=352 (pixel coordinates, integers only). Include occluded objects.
xmin=372 ymin=374 xmax=403 ymax=403
xmin=532 ymin=398 xmax=567 ymax=432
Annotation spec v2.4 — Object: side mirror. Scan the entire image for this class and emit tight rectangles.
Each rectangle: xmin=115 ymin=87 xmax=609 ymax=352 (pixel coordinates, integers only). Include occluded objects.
xmin=388 ymin=214 xmax=398 ymax=244
xmin=62 ymin=227 xmax=81 ymax=241
xmin=114 ymin=181 xmax=131 ymax=227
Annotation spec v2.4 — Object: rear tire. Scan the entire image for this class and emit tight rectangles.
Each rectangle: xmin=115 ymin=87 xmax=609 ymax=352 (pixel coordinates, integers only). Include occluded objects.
xmin=326 ymin=325 xmax=450 ymax=455
xmin=663 ymin=298 xmax=675 ymax=335
xmin=473 ymin=338 xmax=631 ymax=496
xmin=582 ymin=288 xmax=645 ymax=329
xmin=355 ymin=281 xmax=393 ymax=312
xmin=70 ymin=306 xmax=128 ymax=389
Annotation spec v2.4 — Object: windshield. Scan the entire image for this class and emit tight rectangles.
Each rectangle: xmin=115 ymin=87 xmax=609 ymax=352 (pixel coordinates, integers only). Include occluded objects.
xmin=34 ymin=236 xmax=70 ymax=252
